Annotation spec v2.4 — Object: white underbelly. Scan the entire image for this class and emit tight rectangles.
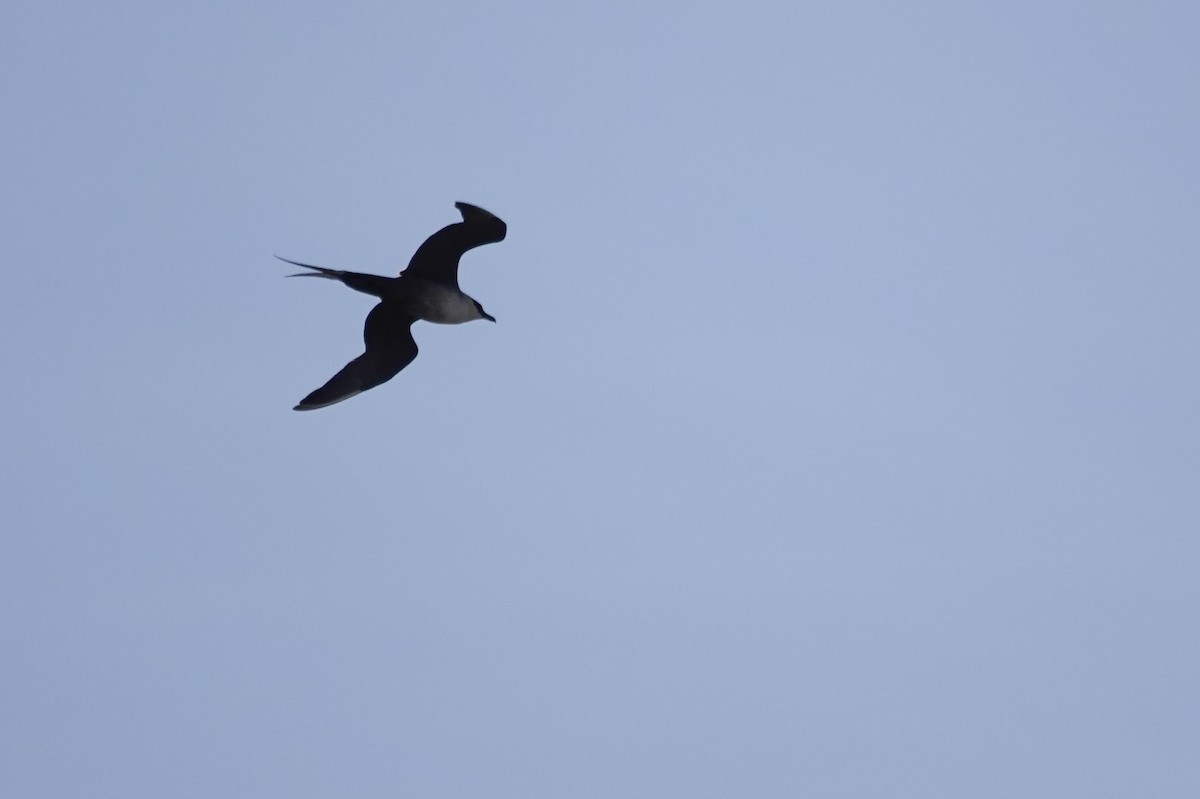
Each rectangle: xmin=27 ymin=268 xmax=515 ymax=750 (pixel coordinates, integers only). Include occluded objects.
xmin=415 ymin=283 xmax=478 ymax=324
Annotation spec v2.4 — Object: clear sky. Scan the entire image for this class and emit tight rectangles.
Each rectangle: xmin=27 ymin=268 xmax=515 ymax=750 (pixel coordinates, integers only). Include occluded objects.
xmin=2 ymin=1 xmax=1198 ymax=796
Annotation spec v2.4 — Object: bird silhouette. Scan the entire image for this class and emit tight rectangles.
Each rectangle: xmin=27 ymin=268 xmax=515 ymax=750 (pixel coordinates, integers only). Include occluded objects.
xmin=279 ymin=201 xmax=506 ymax=411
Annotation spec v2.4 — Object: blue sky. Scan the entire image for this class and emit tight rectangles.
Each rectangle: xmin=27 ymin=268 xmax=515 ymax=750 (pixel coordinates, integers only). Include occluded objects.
xmin=2 ymin=1 xmax=1198 ymax=796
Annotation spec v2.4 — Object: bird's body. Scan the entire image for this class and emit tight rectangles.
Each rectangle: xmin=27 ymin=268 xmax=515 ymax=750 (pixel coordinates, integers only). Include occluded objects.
xmin=280 ymin=201 xmax=506 ymax=411
xmin=396 ymin=276 xmax=491 ymax=324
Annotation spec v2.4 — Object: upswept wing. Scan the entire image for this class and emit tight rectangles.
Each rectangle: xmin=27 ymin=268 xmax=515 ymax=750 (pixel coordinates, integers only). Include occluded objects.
xmin=400 ymin=201 xmax=506 ymax=287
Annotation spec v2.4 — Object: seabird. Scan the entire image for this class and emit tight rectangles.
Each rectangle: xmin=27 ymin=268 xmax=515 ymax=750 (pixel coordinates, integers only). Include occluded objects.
xmin=279 ymin=201 xmax=506 ymax=411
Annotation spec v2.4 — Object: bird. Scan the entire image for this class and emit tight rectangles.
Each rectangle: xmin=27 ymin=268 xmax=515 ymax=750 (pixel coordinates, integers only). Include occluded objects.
xmin=279 ymin=201 xmax=506 ymax=411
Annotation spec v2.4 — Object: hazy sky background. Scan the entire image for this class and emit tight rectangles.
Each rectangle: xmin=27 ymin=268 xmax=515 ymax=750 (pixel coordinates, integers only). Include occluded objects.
xmin=2 ymin=1 xmax=1198 ymax=796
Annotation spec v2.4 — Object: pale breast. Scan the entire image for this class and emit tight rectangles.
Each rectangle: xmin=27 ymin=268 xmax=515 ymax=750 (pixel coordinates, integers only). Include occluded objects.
xmin=413 ymin=281 xmax=481 ymax=324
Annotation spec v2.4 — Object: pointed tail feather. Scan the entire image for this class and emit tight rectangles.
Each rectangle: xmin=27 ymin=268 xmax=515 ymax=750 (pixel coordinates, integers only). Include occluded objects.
xmin=275 ymin=255 xmax=345 ymax=279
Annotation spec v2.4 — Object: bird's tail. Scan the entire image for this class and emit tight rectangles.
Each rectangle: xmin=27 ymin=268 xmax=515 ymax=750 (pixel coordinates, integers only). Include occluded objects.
xmin=275 ymin=255 xmax=345 ymax=280
xmin=276 ymin=255 xmax=394 ymax=298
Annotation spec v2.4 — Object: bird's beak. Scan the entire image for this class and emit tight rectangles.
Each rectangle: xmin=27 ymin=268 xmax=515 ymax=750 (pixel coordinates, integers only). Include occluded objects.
xmin=484 ymin=312 xmax=496 ymax=323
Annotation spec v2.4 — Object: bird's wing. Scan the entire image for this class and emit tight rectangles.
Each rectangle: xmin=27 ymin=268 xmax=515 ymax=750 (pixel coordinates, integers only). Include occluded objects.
xmin=294 ymin=303 xmax=418 ymax=411
xmin=400 ymin=201 xmax=506 ymax=287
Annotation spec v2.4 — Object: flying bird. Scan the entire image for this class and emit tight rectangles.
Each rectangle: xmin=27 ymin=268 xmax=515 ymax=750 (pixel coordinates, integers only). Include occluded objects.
xmin=279 ymin=201 xmax=506 ymax=411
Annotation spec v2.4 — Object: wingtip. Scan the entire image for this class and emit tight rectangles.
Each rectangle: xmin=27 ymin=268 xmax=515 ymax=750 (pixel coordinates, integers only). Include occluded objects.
xmin=454 ymin=201 xmax=506 ymax=240
xmin=454 ymin=201 xmax=501 ymax=221
xmin=292 ymin=387 xmax=364 ymax=412
xmin=293 ymin=398 xmax=333 ymax=411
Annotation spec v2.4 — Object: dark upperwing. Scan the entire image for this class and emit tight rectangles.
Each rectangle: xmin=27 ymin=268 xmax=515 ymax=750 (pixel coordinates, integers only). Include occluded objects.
xmin=294 ymin=303 xmax=419 ymax=411
xmin=400 ymin=201 xmax=507 ymax=287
